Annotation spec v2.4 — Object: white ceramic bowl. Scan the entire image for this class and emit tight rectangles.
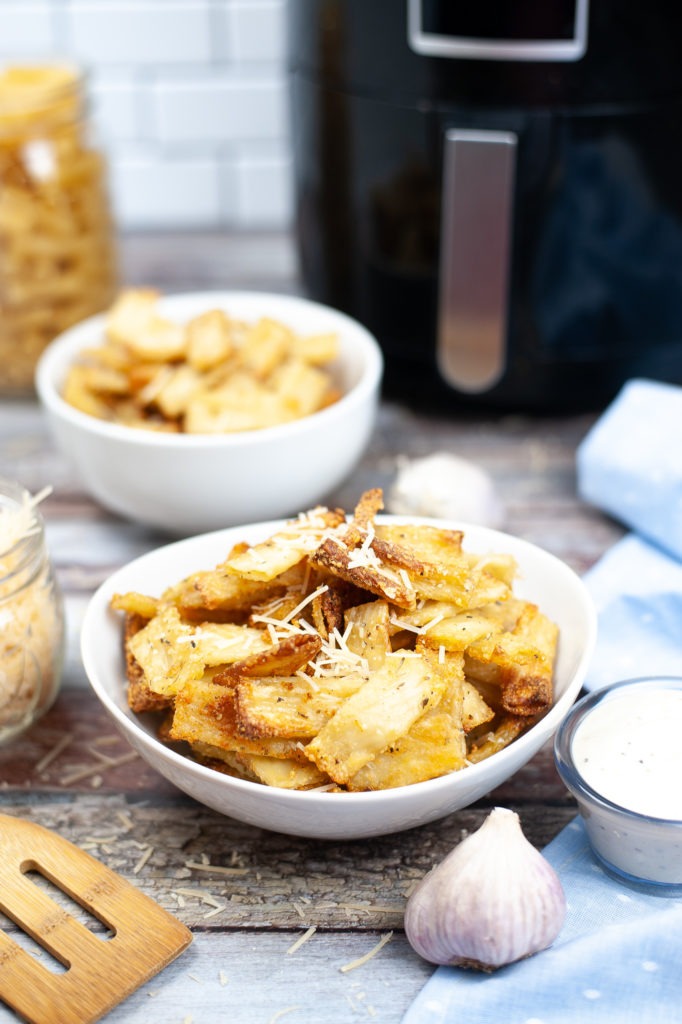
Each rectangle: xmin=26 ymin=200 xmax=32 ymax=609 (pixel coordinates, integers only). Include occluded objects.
xmin=81 ymin=516 xmax=598 ymax=840
xmin=35 ymin=291 xmax=383 ymax=535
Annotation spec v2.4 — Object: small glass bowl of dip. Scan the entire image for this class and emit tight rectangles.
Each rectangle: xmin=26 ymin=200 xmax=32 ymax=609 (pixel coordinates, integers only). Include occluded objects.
xmin=554 ymin=677 xmax=682 ymax=893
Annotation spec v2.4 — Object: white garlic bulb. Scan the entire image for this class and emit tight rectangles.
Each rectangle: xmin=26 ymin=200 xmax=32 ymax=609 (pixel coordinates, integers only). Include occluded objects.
xmin=387 ymin=452 xmax=505 ymax=528
xmin=404 ymin=807 xmax=566 ymax=971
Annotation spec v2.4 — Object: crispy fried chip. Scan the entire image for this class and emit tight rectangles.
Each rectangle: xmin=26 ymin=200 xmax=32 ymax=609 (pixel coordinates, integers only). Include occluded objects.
xmin=194 ymin=747 xmax=330 ymax=790
xmin=303 ymin=644 xmax=450 ymax=784
xmin=164 ymin=566 xmax=291 ymax=616
xmin=124 ymin=612 xmax=172 ymax=714
xmin=308 ymin=577 xmax=364 ymax=640
xmin=234 ymin=673 xmax=365 ymax=740
xmin=343 ymin=487 xmax=384 ymax=547
xmin=467 ymin=713 xmax=536 ymax=763
xmin=373 ymin=523 xmax=465 ymax=578
xmin=212 ymin=633 xmax=322 ymax=684
xmin=128 ymin=608 xmax=271 ymax=697
xmin=343 ymin=600 xmax=392 ymax=670
xmin=221 ymin=507 xmax=345 ymax=582
xmin=346 ymin=709 xmax=467 ymax=790
xmin=309 ymin=536 xmax=416 ymax=608
xmin=346 ymin=650 xmax=467 ymax=790
xmin=461 ymin=680 xmax=495 ymax=733
xmin=111 ymin=590 xmax=159 ymax=621
xmin=169 ymin=679 xmax=305 ymax=760
xmin=185 ymin=308 xmax=234 ymax=370
xmin=464 ymin=603 xmax=558 ymax=716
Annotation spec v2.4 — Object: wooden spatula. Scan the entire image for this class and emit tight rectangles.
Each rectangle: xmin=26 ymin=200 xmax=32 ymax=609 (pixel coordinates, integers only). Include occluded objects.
xmin=0 ymin=812 xmax=193 ymax=1024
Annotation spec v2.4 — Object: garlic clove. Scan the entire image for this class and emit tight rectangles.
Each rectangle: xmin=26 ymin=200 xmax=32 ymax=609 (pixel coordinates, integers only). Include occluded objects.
xmin=404 ymin=807 xmax=566 ymax=971
xmin=387 ymin=452 xmax=505 ymax=528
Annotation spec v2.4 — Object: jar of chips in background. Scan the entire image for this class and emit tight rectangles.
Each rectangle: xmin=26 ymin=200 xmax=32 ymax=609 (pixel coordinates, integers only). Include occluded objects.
xmin=0 ymin=477 xmax=65 ymax=744
xmin=0 ymin=63 xmax=118 ymax=395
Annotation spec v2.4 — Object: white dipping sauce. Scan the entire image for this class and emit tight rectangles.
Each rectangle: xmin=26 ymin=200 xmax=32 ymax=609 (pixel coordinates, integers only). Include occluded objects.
xmin=572 ymin=688 xmax=682 ymax=819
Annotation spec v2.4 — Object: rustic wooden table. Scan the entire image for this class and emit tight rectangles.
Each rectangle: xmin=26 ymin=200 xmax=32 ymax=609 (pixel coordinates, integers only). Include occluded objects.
xmin=0 ymin=232 xmax=622 ymax=1024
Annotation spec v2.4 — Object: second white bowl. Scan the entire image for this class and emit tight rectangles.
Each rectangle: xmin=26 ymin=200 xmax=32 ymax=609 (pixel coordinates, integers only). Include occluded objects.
xmin=35 ymin=290 xmax=383 ymax=535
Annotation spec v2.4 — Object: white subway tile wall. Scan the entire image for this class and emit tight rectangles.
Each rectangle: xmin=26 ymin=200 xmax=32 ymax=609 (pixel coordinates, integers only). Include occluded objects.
xmin=0 ymin=1 xmax=292 ymax=230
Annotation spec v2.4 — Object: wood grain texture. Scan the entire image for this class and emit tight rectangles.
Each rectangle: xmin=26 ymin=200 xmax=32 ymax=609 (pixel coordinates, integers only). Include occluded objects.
xmin=0 ymin=689 xmax=574 ymax=933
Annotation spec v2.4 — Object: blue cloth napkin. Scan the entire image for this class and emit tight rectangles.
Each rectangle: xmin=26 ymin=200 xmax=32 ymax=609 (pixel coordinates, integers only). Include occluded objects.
xmin=402 ymin=818 xmax=682 ymax=1024
xmin=575 ymin=377 xmax=682 ymax=690
xmin=581 ymin=533 xmax=682 ymax=690
xmin=576 ymin=377 xmax=682 ymax=561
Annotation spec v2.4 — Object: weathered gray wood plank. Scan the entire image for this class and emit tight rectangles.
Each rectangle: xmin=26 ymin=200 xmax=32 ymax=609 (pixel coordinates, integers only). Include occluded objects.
xmin=0 ymin=930 xmax=434 ymax=1024
xmin=0 ymin=788 xmax=574 ymax=932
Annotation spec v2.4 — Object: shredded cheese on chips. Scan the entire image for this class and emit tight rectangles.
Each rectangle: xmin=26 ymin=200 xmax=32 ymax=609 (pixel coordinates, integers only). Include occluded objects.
xmin=116 ymin=488 xmax=559 ymax=792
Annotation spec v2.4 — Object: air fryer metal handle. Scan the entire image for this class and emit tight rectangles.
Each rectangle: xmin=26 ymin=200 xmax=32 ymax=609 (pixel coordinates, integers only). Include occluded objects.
xmin=437 ymin=128 xmax=517 ymax=394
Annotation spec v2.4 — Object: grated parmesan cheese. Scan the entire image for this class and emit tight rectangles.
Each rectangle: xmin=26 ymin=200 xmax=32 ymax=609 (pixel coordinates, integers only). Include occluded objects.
xmin=59 ymin=750 xmax=139 ymax=786
xmin=116 ymin=810 xmax=135 ymax=831
xmin=389 ymin=616 xmax=424 ymax=635
xmin=254 ymin=606 xmax=370 ymax=682
xmin=184 ymin=859 xmax=248 ymax=877
xmin=280 ymin=583 xmax=329 ymax=625
xmin=286 ymin=925 xmax=317 ymax=955
xmin=132 ymin=845 xmax=154 ymax=874
xmin=34 ymin=730 xmax=73 ymax=774
xmin=0 ymin=481 xmax=64 ymax=740
xmin=267 ymin=1008 xmax=301 ymax=1024
xmin=347 ymin=525 xmax=381 ymax=570
xmin=339 ymin=932 xmax=394 ymax=973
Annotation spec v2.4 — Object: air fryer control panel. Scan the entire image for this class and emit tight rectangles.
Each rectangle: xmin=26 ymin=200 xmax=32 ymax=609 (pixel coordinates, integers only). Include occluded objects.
xmin=408 ymin=0 xmax=589 ymax=62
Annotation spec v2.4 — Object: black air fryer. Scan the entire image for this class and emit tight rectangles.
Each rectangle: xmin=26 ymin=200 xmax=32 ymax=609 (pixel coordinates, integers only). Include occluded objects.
xmin=288 ymin=0 xmax=682 ymax=411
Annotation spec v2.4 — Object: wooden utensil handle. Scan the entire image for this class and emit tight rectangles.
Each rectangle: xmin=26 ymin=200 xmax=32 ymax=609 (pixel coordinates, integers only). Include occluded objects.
xmin=0 ymin=812 xmax=192 ymax=1024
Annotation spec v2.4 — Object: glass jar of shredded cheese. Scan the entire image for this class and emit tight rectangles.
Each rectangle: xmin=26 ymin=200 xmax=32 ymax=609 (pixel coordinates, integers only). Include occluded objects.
xmin=0 ymin=62 xmax=118 ymax=395
xmin=0 ymin=479 xmax=65 ymax=744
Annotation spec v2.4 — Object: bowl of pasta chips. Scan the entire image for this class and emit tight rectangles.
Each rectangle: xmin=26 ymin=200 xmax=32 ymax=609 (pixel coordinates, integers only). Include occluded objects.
xmin=36 ymin=289 xmax=382 ymax=535
xmin=81 ymin=489 xmax=597 ymax=839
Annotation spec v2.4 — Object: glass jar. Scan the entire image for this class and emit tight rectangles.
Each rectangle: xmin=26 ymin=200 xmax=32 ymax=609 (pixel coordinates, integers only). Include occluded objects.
xmin=0 ymin=478 xmax=65 ymax=744
xmin=0 ymin=63 xmax=118 ymax=395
